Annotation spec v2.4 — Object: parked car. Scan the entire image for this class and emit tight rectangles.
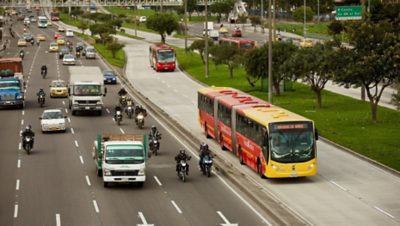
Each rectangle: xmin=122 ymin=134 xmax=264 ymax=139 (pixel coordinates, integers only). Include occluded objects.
xmin=62 ymin=54 xmax=76 ymax=65
xmin=84 ymin=46 xmax=96 ymax=59
xmin=40 ymin=109 xmax=67 ymax=132
xmin=58 ymin=47 xmax=70 ymax=59
xmin=49 ymin=80 xmax=68 ymax=98
xmin=103 ymin=70 xmax=117 ymax=84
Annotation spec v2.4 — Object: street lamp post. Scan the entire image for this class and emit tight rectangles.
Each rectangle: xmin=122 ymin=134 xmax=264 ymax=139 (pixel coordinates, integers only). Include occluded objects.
xmin=267 ymin=0 xmax=272 ymax=103
xmin=204 ymin=0 xmax=209 ymax=78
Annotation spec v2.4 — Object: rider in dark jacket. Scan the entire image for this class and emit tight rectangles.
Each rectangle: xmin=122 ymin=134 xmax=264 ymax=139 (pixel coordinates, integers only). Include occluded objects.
xmin=149 ymin=125 xmax=161 ymax=150
xmin=175 ymin=150 xmax=190 ymax=175
xmin=21 ymin=125 xmax=35 ymax=148
xmin=199 ymin=142 xmax=211 ymax=170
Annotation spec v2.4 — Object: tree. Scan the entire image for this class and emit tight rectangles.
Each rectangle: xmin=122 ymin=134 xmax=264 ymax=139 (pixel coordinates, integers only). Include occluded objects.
xmin=238 ymin=15 xmax=248 ymax=30
xmin=189 ymin=39 xmax=214 ymax=64
xmin=109 ymin=18 xmax=123 ymax=30
xmin=77 ymin=20 xmax=89 ymax=34
xmin=249 ymin=16 xmax=261 ymax=32
xmin=336 ymin=18 xmax=400 ymax=121
xmin=209 ymin=43 xmax=244 ymax=78
xmin=293 ymin=6 xmax=314 ymax=22
xmin=243 ymin=46 xmax=267 ymax=87
xmin=106 ymin=38 xmax=125 ymax=59
xmin=89 ymin=23 xmax=116 ymax=44
xmin=210 ymin=1 xmax=234 ymax=23
xmin=186 ymin=0 xmax=198 ymax=20
xmin=146 ymin=13 xmax=179 ymax=43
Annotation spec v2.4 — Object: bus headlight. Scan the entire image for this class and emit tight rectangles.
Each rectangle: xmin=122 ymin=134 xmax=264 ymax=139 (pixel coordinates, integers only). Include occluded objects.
xmin=308 ymin=163 xmax=315 ymax=170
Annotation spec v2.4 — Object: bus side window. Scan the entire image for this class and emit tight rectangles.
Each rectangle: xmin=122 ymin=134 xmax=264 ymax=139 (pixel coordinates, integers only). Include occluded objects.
xmin=262 ymin=132 xmax=269 ymax=163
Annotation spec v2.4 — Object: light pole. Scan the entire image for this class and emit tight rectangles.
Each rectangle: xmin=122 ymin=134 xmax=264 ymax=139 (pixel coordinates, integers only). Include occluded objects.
xmin=204 ymin=0 xmax=209 ymax=78
xmin=267 ymin=0 xmax=272 ymax=103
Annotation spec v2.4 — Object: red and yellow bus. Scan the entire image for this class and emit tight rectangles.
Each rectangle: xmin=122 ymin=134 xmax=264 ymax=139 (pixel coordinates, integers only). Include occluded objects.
xmin=149 ymin=43 xmax=176 ymax=72
xmin=219 ymin=37 xmax=256 ymax=51
xmin=198 ymin=87 xmax=318 ymax=178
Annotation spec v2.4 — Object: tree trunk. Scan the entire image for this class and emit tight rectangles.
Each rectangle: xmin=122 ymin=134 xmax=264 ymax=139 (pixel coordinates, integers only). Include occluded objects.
xmin=229 ymin=66 xmax=234 ymax=78
xmin=370 ymin=100 xmax=378 ymax=122
xmin=273 ymin=81 xmax=281 ymax=96
xmin=315 ymin=89 xmax=322 ymax=109
xmin=161 ymin=34 xmax=166 ymax=43
xmin=200 ymin=51 xmax=205 ymax=64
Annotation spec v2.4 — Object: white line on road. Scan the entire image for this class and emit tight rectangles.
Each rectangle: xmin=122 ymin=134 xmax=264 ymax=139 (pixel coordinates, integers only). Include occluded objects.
xmin=14 ymin=204 xmax=18 ymax=218
xmin=18 ymin=142 xmax=21 ymax=151
xmin=16 ymin=179 xmax=20 ymax=190
xmin=119 ymin=128 xmax=125 ymax=134
xmin=138 ymin=212 xmax=154 ymax=226
xmin=70 ymin=128 xmax=75 ymax=134
xmin=92 ymin=200 xmax=100 ymax=213
xmin=153 ymin=176 xmax=162 ymax=186
xmin=106 ymin=108 xmax=110 ymax=114
xmin=67 ymin=117 xmax=71 ymax=123
xmin=22 ymin=110 xmax=24 ymax=115
xmin=74 ymin=140 xmax=79 ymax=148
xmin=217 ymin=211 xmax=238 ymax=226
xmin=56 ymin=213 xmax=61 ymax=226
xmin=85 ymin=175 xmax=91 ymax=186
xmin=17 ymin=159 xmax=21 ymax=168
xmin=171 ymin=200 xmax=182 ymax=214
xmin=374 ymin=206 xmax=395 ymax=219
xmin=79 ymin=156 xmax=84 ymax=164
xmin=21 ymin=119 xmax=24 ymax=125
xmin=62 ymin=101 xmax=65 ymax=105
xmin=112 ymin=117 xmax=115 ymax=122
xmin=330 ymin=180 xmax=348 ymax=192
xmin=65 ymin=108 xmax=68 ymax=114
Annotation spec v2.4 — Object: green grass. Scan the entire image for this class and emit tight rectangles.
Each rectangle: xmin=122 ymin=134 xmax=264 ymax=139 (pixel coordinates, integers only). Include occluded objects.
xmin=60 ymin=13 xmax=82 ymax=27
xmin=271 ymin=22 xmax=330 ymax=39
xmin=121 ymin=21 xmax=155 ymax=33
xmin=117 ymin=31 xmax=145 ymax=40
xmin=188 ymin=16 xmax=218 ymax=23
xmin=93 ymin=43 xmax=125 ymax=68
xmin=176 ymin=48 xmax=400 ymax=172
xmin=105 ymin=7 xmax=155 ymax=17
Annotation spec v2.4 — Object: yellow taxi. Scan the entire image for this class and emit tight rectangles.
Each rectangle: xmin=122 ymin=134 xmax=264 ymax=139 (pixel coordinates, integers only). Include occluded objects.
xmin=49 ymin=42 xmax=59 ymax=52
xmin=300 ymin=39 xmax=314 ymax=48
xmin=56 ymin=37 xmax=66 ymax=45
xmin=36 ymin=34 xmax=46 ymax=41
xmin=58 ymin=27 xmax=65 ymax=32
xmin=49 ymin=80 xmax=68 ymax=98
xmin=17 ymin=38 xmax=28 ymax=47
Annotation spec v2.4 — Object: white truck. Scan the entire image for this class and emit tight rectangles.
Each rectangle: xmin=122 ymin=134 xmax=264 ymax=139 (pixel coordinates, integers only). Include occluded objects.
xmin=93 ymin=134 xmax=147 ymax=188
xmin=68 ymin=66 xmax=106 ymax=115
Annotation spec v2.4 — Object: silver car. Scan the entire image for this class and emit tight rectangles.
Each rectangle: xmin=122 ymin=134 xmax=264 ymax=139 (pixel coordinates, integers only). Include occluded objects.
xmin=84 ymin=46 xmax=96 ymax=59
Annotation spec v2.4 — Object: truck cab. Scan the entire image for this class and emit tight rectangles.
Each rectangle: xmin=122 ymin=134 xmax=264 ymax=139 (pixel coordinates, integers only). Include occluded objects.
xmin=94 ymin=134 xmax=147 ymax=188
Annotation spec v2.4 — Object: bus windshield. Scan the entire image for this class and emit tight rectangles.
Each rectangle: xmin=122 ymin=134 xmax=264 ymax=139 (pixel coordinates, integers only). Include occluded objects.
xmin=156 ymin=50 xmax=175 ymax=63
xmin=269 ymin=122 xmax=315 ymax=163
xmin=73 ymin=85 xmax=101 ymax=96
xmin=38 ymin=17 xmax=48 ymax=27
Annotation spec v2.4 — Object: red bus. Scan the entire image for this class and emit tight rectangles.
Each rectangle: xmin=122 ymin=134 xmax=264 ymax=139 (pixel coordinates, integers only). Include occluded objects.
xmin=219 ymin=37 xmax=256 ymax=50
xmin=149 ymin=43 xmax=176 ymax=72
xmin=198 ymin=87 xmax=318 ymax=178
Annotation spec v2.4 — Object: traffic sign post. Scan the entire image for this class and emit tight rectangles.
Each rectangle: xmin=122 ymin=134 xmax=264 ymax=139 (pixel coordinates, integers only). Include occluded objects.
xmin=335 ymin=5 xmax=362 ymax=20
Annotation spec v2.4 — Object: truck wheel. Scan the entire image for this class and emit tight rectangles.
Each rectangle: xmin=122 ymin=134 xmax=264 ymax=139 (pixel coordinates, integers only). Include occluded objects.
xmin=137 ymin=182 xmax=144 ymax=188
xmin=103 ymin=182 xmax=108 ymax=187
xmin=72 ymin=110 xmax=76 ymax=115
xmin=98 ymin=110 xmax=102 ymax=116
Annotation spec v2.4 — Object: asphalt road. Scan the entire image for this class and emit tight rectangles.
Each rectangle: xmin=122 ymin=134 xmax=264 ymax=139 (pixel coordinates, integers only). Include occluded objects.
xmin=0 ymin=13 xmax=278 ymax=226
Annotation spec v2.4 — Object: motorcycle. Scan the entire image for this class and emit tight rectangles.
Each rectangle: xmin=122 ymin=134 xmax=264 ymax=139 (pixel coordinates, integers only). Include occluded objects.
xmin=41 ymin=69 xmax=47 ymax=79
xmin=148 ymin=135 xmax=161 ymax=157
xmin=19 ymin=51 xmax=24 ymax=59
xmin=115 ymin=110 xmax=122 ymax=125
xmin=22 ymin=135 xmax=34 ymax=154
xmin=200 ymin=154 xmax=213 ymax=177
xmin=177 ymin=157 xmax=191 ymax=182
xmin=126 ymin=105 xmax=133 ymax=119
xmin=135 ymin=112 xmax=145 ymax=129
xmin=38 ymin=94 xmax=45 ymax=107
xmin=119 ymin=96 xmax=127 ymax=107
xmin=76 ymin=51 xmax=80 ymax=58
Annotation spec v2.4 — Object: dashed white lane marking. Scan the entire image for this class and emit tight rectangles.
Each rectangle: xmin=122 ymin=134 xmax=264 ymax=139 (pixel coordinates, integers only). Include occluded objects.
xmin=85 ymin=175 xmax=91 ymax=186
xmin=330 ymin=180 xmax=348 ymax=192
xmin=16 ymin=179 xmax=20 ymax=190
xmin=22 ymin=110 xmax=24 ymax=115
xmin=119 ymin=128 xmax=125 ymax=134
xmin=62 ymin=101 xmax=65 ymax=105
xmin=92 ymin=200 xmax=100 ymax=213
xmin=153 ymin=176 xmax=162 ymax=186
xmin=21 ymin=119 xmax=24 ymax=125
xmin=70 ymin=128 xmax=75 ymax=134
xmin=112 ymin=117 xmax=115 ymax=122
xmin=67 ymin=117 xmax=71 ymax=123
xmin=138 ymin=212 xmax=152 ymax=225
xmin=106 ymin=108 xmax=110 ymax=114
xmin=171 ymin=200 xmax=182 ymax=214
xmin=79 ymin=156 xmax=84 ymax=164
xmin=217 ymin=211 xmax=237 ymax=225
xmin=65 ymin=108 xmax=68 ymax=114
xmin=74 ymin=140 xmax=79 ymax=148
xmin=56 ymin=213 xmax=61 ymax=226
xmin=374 ymin=206 xmax=395 ymax=219
xmin=18 ymin=143 xmax=21 ymax=151
xmin=14 ymin=204 xmax=18 ymax=218
xmin=17 ymin=159 xmax=21 ymax=168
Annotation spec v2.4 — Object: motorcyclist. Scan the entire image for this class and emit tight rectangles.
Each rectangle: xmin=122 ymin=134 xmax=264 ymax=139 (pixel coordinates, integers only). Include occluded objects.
xmin=21 ymin=125 xmax=35 ymax=148
xmin=175 ymin=150 xmax=190 ymax=175
xmin=114 ymin=105 xmax=122 ymax=119
xmin=199 ymin=142 xmax=211 ymax=171
xmin=41 ymin=65 xmax=47 ymax=76
xmin=118 ymin=87 xmax=128 ymax=97
xmin=19 ymin=49 xmax=24 ymax=59
xmin=149 ymin=125 xmax=161 ymax=150
xmin=36 ymin=88 xmax=46 ymax=98
xmin=126 ymin=97 xmax=134 ymax=107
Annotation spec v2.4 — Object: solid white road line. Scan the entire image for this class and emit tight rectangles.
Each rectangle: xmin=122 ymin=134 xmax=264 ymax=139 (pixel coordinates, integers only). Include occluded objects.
xmin=14 ymin=204 xmax=18 ymax=218
xmin=74 ymin=140 xmax=79 ymax=148
xmin=16 ymin=179 xmax=20 ymax=190
xmin=56 ymin=213 xmax=61 ymax=226
xmin=171 ymin=200 xmax=182 ymax=214
xmin=119 ymin=128 xmax=125 ymax=134
xmin=153 ymin=176 xmax=162 ymax=186
xmin=85 ymin=175 xmax=91 ymax=186
xmin=70 ymin=128 xmax=75 ymax=134
xmin=374 ymin=206 xmax=395 ymax=219
xmin=92 ymin=200 xmax=100 ymax=213
xmin=330 ymin=180 xmax=348 ymax=192
xmin=79 ymin=156 xmax=84 ymax=164
xmin=17 ymin=159 xmax=21 ymax=168
xmin=217 ymin=211 xmax=238 ymax=226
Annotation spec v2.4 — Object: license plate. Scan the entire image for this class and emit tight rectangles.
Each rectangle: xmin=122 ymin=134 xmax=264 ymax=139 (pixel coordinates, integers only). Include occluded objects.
xmin=5 ymin=101 xmax=10 ymax=104
xmin=85 ymin=106 xmax=90 ymax=110
xmin=107 ymin=80 xmax=111 ymax=82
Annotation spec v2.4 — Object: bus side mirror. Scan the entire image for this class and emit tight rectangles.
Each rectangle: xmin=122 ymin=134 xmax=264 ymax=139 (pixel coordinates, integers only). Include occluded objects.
xmin=315 ymin=129 xmax=319 ymax=140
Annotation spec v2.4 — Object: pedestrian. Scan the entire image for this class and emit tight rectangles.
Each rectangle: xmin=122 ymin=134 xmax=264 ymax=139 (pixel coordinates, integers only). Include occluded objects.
xmin=2 ymin=43 xmax=6 ymax=51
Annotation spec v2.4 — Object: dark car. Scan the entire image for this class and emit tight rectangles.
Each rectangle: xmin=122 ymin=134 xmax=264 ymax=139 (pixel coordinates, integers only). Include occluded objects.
xmin=22 ymin=32 xmax=34 ymax=42
xmin=75 ymin=42 xmax=86 ymax=53
xmin=103 ymin=70 xmax=117 ymax=84
xmin=58 ymin=47 xmax=70 ymax=59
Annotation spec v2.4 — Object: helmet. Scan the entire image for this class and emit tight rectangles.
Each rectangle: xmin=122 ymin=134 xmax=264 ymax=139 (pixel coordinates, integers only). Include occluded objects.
xmin=179 ymin=150 xmax=185 ymax=155
xmin=151 ymin=125 xmax=156 ymax=131
xmin=26 ymin=125 xmax=31 ymax=130
xmin=200 ymin=142 xmax=209 ymax=151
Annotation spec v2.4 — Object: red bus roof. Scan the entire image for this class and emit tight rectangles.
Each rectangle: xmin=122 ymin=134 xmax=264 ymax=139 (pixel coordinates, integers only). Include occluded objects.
xmin=150 ymin=43 xmax=174 ymax=51
xmin=198 ymin=87 xmax=243 ymax=99
xmin=0 ymin=58 xmax=22 ymax=63
xmin=218 ymin=93 xmax=270 ymax=108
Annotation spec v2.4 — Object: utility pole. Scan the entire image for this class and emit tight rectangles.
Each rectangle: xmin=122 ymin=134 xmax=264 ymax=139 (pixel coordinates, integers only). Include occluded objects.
xmin=160 ymin=0 xmax=163 ymax=12
xmin=184 ymin=0 xmax=188 ymax=52
xmin=267 ymin=0 xmax=272 ymax=103
xmin=204 ymin=0 xmax=209 ymax=78
xmin=303 ymin=0 xmax=306 ymax=39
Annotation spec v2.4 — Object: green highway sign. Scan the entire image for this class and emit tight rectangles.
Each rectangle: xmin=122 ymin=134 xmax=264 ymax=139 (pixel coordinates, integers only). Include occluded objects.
xmin=336 ymin=5 xmax=362 ymax=20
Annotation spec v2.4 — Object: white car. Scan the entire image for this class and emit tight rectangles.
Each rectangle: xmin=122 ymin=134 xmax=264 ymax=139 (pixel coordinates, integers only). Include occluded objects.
xmin=66 ymin=29 xmax=74 ymax=37
xmin=40 ymin=109 xmax=67 ymax=132
xmin=139 ymin=16 xmax=147 ymax=23
xmin=62 ymin=54 xmax=76 ymax=65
